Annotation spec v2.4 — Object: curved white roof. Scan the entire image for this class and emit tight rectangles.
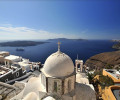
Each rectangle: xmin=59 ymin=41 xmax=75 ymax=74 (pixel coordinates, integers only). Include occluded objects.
xmin=43 ymin=96 xmax=56 ymax=100
xmin=43 ymin=51 xmax=74 ymax=77
xmin=75 ymin=83 xmax=96 ymax=100
xmin=23 ymin=76 xmax=45 ymax=97
xmin=23 ymin=92 xmax=39 ymax=100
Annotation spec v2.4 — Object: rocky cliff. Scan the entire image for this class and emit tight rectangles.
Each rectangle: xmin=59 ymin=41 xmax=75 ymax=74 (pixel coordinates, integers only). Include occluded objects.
xmin=112 ymin=43 xmax=120 ymax=49
xmin=85 ymin=51 xmax=120 ymax=70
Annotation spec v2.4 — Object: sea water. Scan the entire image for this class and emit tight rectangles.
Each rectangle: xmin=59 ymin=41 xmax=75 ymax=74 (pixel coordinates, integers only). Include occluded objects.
xmin=0 ymin=40 xmax=116 ymax=64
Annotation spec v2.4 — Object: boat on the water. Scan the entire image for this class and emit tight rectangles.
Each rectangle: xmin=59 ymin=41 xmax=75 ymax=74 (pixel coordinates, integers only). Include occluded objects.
xmin=16 ymin=48 xmax=24 ymax=51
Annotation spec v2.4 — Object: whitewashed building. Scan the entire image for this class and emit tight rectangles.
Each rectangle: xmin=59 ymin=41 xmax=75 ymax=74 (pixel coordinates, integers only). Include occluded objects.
xmin=11 ymin=42 xmax=96 ymax=100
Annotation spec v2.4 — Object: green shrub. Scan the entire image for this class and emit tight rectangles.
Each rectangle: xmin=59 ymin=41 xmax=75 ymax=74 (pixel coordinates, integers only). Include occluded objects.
xmin=99 ymin=75 xmax=114 ymax=89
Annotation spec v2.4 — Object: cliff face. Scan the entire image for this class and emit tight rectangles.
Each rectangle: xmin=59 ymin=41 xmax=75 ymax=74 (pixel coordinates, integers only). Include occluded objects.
xmin=85 ymin=51 xmax=120 ymax=70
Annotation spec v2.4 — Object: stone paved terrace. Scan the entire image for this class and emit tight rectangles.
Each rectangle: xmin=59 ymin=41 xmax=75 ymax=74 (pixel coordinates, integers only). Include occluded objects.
xmin=0 ymin=82 xmax=24 ymax=100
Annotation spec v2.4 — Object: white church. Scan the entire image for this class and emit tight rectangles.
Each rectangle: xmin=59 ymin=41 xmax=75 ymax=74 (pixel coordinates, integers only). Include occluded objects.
xmin=11 ymin=42 xmax=96 ymax=100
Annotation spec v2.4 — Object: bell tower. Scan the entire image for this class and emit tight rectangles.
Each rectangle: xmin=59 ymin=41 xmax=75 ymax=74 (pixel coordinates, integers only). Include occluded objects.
xmin=75 ymin=55 xmax=83 ymax=73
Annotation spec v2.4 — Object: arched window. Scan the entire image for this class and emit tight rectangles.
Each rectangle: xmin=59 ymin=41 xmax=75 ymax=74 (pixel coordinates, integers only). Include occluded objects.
xmin=5 ymin=79 xmax=8 ymax=82
xmin=16 ymin=72 xmax=19 ymax=77
xmin=54 ymin=81 xmax=57 ymax=92
xmin=68 ymin=80 xmax=71 ymax=92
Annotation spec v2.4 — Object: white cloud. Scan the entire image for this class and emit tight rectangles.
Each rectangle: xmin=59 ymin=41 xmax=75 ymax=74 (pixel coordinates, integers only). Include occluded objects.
xmin=0 ymin=25 xmax=79 ymax=40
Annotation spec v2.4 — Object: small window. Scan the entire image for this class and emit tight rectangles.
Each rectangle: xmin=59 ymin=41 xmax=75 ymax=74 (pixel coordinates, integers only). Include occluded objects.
xmin=68 ymin=80 xmax=71 ymax=92
xmin=54 ymin=82 xmax=57 ymax=92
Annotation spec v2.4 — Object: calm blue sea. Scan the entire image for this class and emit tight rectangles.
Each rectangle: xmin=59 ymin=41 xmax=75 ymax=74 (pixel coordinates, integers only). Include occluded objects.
xmin=0 ymin=40 xmax=117 ymax=64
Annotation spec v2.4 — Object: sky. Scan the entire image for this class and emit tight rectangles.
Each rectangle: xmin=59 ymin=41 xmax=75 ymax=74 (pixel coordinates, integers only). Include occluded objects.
xmin=0 ymin=0 xmax=120 ymax=40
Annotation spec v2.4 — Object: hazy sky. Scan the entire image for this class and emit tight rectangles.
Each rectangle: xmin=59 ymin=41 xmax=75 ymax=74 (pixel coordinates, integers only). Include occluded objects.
xmin=0 ymin=0 xmax=120 ymax=40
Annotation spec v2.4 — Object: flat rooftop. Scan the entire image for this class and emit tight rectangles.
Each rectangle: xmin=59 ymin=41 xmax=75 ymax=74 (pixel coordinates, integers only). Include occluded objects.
xmin=0 ymin=64 xmax=21 ymax=77
xmin=0 ymin=51 xmax=9 ymax=54
xmin=112 ymin=89 xmax=120 ymax=100
xmin=104 ymin=69 xmax=120 ymax=80
xmin=5 ymin=55 xmax=21 ymax=61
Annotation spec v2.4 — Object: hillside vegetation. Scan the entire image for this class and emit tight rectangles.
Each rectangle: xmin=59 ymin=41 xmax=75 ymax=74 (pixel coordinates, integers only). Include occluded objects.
xmin=85 ymin=51 xmax=120 ymax=70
